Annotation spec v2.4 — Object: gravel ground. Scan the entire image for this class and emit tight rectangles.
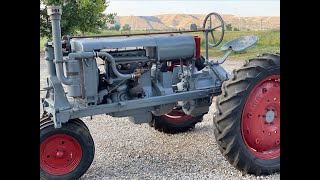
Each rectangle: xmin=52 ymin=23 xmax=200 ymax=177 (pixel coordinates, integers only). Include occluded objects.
xmin=40 ymin=55 xmax=280 ymax=180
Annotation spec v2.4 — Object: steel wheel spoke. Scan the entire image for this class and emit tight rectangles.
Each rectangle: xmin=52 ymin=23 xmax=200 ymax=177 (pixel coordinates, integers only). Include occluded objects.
xmin=210 ymin=31 xmax=216 ymax=44
xmin=213 ymin=25 xmax=222 ymax=30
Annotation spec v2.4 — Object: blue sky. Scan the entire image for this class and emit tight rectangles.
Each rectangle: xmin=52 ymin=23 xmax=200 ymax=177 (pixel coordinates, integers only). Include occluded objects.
xmin=106 ymin=0 xmax=280 ymax=17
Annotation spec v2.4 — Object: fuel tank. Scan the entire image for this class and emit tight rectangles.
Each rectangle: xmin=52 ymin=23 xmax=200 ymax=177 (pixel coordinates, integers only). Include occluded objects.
xmin=70 ymin=34 xmax=195 ymax=61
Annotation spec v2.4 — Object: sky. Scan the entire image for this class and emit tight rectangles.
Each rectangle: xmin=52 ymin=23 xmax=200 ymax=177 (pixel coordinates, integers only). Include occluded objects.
xmin=106 ymin=0 xmax=280 ymax=17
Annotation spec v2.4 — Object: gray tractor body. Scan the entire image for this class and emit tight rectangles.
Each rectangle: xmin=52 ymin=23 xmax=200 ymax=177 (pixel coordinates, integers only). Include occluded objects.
xmin=41 ymin=6 xmax=229 ymax=128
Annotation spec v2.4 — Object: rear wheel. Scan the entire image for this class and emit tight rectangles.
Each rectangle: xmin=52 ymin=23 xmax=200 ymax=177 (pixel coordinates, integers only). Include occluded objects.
xmin=213 ymin=53 xmax=280 ymax=175
xmin=150 ymin=106 xmax=204 ymax=134
xmin=40 ymin=117 xmax=95 ymax=179
xmin=150 ymin=57 xmax=205 ymax=134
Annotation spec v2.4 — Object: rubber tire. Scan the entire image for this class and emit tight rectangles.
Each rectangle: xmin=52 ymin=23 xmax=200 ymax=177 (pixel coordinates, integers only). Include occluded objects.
xmin=40 ymin=118 xmax=95 ymax=180
xmin=150 ymin=114 xmax=204 ymax=134
xmin=213 ymin=53 xmax=280 ymax=175
xmin=69 ymin=118 xmax=90 ymax=132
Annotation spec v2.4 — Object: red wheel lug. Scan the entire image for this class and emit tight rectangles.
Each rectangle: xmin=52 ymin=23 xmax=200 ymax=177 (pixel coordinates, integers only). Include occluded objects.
xmin=274 ymin=130 xmax=277 ymax=134
xmin=247 ymin=113 xmax=252 ymax=118
xmin=255 ymin=139 xmax=260 ymax=144
xmin=268 ymin=133 xmax=271 ymax=136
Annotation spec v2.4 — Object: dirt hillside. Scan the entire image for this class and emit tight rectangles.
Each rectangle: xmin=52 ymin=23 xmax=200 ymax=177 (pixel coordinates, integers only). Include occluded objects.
xmin=114 ymin=14 xmax=280 ymax=30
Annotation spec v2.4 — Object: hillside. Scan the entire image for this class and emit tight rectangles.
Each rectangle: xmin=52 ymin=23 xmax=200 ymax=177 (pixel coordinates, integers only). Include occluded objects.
xmin=114 ymin=14 xmax=280 ymax=31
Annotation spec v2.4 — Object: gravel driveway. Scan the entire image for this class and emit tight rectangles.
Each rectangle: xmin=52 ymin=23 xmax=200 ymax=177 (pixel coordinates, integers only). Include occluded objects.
xmin=40 ymin=55 xmax=280 ymax=180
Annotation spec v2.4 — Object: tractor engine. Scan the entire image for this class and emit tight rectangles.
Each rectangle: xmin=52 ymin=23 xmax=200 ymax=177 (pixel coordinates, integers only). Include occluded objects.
xmin=60 ymin=33 xmax=218 ymax=120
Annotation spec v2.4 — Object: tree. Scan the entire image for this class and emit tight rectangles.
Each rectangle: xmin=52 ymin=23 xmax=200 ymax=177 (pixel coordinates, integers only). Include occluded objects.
xmin=226 ymin=24 xmax=232 ymax=31
xmin=122 ymin=24 xmax=131 ymax=31
xmin=114 ymin=24 xmax=120 ymax=31
xmin=190 ymin=23 xmax=197 ymax=31
xmin=40 ymin=0 xmax=116 ymax=38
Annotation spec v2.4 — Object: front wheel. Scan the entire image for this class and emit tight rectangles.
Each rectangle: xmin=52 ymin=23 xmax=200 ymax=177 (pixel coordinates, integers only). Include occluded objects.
xmin=213 ymin=53 xmax=280 ymax=175
xmin=40 ymin=117 xmax=95 ymax=179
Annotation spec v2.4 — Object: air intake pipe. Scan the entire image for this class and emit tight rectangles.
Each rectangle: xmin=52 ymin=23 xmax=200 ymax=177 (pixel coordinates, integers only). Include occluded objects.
xmin=47 ymin=5 xmax=72 ymax=85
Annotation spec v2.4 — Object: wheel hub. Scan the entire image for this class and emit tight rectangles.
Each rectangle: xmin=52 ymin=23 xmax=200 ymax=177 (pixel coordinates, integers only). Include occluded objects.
xmin=265 ymin=110 xmax=275 ymax=123
xmin=241 ymin=75 xmax=280 ymax=159
xmin=56 ymin=150 xmax=64 ymax=159
xmin=40 ymin=134 xmax=82 ymax=175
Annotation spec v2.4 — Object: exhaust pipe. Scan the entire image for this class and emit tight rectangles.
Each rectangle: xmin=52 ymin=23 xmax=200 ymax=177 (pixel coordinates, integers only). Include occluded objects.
xmin=47 ymin=6 xmax=72 ymax=85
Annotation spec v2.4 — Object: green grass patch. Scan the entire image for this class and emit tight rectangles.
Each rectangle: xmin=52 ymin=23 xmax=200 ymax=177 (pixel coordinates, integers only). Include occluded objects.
xmin=194 ymin=30 xmax=280 ymax=60
xmin=40 ymin=37 xmax=47 ymax=53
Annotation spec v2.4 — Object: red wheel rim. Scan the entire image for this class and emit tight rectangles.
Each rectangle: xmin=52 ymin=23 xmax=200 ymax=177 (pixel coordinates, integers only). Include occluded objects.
xmin=162 ymin=109 xmax=193 ymax=123
xmin=40 ymin=134 xmax=82 ymax=175
xmin=241 ymin=75 xmax=280 ymax=159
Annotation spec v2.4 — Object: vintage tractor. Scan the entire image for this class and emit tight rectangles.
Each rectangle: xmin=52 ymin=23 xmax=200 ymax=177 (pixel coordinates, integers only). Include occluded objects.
xmin=40 ymin=6 xmax=280 ymax=179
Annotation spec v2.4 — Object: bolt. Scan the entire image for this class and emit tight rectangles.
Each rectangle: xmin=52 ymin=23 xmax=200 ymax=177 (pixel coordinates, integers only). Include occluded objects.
xmin=56 ymin=151 xmax=64 ymax=159
xmin=127 ymin=64 xmax=131 ymax=68
xmin=262 ymin=88 xmax=267 ymax=93
xmin=268 ymin=132 xmax=271 ymax=136
xmin=255 ymin=139 xmax=260 ymax=144
xmin=247 ymin=113 xmax=252 ymax=118
xmin=117 ymin=64 xmax=121 ymax=69
xmin=147 ymin=61 xmax=151 ymax=66
xmin=274 ymin=130 xmax=277 ymax=134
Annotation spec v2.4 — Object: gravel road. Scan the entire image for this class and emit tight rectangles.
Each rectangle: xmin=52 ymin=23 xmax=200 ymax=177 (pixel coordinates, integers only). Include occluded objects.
xmin=40 ymin=55 xmax=280 ymax=180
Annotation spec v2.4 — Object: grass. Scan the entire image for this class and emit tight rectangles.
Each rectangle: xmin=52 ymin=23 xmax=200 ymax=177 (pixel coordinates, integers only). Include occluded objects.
xmin=40 ymin=30 xmax=279 ymax=60
xmin=193 ymin=30 xmax=280 ymax=60
xmin=40 ymin=37 xmax=47 ymax=53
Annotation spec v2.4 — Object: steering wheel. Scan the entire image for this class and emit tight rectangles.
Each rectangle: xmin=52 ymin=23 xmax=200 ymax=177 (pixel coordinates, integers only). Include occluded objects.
xmin=202 ymin=12 xmax=225 ymax=47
